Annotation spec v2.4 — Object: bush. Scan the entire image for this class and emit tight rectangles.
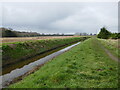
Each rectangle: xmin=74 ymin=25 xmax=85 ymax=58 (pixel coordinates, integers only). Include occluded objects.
xmin=111 ymin=33 xmax=119 ymax=39
xmin=97 ymin=27 xmax=111 ymax=39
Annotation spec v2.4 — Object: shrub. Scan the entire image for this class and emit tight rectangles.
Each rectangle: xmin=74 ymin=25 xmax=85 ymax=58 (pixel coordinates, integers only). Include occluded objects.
xmin=97 ymin=27 xmax=111 ymax=39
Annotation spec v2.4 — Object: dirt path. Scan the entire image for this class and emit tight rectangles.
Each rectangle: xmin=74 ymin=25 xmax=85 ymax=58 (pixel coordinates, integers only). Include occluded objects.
xmin=99 ymin=42 xmax=119 ymax=62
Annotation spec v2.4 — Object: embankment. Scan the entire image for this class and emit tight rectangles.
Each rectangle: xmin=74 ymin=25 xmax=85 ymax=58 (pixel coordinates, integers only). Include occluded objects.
xmin=2 ymin=37 xmax=89 ymax=67
xmin=9 ymin=38 xmax=118 ymax=88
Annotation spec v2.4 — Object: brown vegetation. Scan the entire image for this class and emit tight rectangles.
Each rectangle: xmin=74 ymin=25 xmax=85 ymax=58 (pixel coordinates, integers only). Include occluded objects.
xmin=1 ymin=36 xmax=80 ymax=43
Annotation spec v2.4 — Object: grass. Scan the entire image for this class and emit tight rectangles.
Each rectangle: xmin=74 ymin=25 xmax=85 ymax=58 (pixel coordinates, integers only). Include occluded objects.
xmin=9 ymin=38 xmax=118 ymax=88
xmin=98 ymin=38 xmax=120 ymax=58
xmin=2 ymin=37 xmax=88 ymax=67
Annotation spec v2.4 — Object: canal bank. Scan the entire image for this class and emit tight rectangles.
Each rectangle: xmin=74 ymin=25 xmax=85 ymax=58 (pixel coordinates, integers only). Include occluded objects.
xmin=9 ymin=38 xmax=118 ymax=88
xmin=2 ymin=37 xmax=88 ymax=68
xmin=2 ymin=37 xmax=89 ymax=75
xmin=1 ymin=41 xmax=81 ymax=87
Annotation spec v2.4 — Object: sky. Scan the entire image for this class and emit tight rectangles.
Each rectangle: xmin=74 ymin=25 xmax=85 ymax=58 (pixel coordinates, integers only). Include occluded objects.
xmin=0 ymin=1 xmax=118 ymax=34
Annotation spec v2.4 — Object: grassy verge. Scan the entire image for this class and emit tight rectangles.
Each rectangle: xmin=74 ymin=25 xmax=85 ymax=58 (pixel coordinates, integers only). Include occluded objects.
xmin=2 ymin=37 xmax=88 ymax=67
xmin=98 ymin=39 xmax=120 ymax=58
xmin=9 ymin=38 xmax=118 ymax=88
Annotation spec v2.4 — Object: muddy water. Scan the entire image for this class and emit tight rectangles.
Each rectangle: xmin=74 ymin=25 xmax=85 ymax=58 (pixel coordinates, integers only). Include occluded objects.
xmin=2 ymin=45 xmax=70 ymax=75
xmin=0 ymin=42 xmax=80 ymax=87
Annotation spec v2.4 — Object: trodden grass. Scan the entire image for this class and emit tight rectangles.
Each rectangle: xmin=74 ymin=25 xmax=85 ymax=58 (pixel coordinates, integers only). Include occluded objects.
xmin=98 ymin=38 xmax=120 ymax=58
xmin=9 ymin=38 xmax=118 ymax=88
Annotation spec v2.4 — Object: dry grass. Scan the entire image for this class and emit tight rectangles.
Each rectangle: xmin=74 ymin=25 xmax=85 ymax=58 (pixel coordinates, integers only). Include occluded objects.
xmin=103 ymin=39 xmax=120 ymax=49
xmin=98 ymin=38 xmax=120 ymax=59
xmin=1 ymin=36 xmax=80 ymax=43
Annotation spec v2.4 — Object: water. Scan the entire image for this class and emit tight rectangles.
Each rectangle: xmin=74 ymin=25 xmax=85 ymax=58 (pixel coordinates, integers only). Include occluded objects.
xmin=0 ymin=42 xmax=80 ymax=87
xmin=2 ymin=45 xmax=68 ymax=75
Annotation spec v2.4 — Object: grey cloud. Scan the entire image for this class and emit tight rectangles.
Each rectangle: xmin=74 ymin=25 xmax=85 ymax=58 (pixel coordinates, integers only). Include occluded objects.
xmin=1 ymin=2 xmax=118 ymax=33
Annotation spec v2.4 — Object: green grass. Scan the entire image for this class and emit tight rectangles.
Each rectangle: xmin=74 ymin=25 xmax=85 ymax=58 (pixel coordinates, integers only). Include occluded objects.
xmin=2 ymin=37 xmax=88 ymax=67
xmin=9 ymin=38 xmax=118 ymax=88
xmin=98 ymin=39 xmax=119 ymax=58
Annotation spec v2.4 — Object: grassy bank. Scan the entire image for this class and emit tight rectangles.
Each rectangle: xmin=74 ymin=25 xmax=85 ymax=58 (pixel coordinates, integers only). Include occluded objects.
xmin=98 ymin=39 xmax=120 ymax=58
xmin=9 ymin=38 xmax=118 ymax=88
xmin=2 ymin=37 xmax=88 ymax=67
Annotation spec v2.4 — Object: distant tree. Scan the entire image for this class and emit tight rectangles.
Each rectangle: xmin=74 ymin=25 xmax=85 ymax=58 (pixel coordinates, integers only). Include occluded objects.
xmin=2 ymin=28 xmax=17 ymax=37
xmin=97 ymin=27 xmax=111 ymax=39
xmin=118 ymin=33 xmax=120 ymax=39
xmin=111 ymin=33 xmax=120 ymax=39
xmin=61 ymin=33 xmax=64 ymax=36
xmin=41 ymin=33 xmax=45 ymax=36
xmin=90 ymin=33 xmax=92 ymax=36
xmin=74 ymin=32 xmax=80 ymax=36
xmin=83 ymin=33 xmax=88 ymax=36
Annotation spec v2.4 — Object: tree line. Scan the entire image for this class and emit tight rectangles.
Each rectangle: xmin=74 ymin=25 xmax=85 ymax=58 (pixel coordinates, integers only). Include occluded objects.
xmin=0 ymin=28 xmax=73 ymax=37
xmin=97 ymin=27 xmax=120 ymax=39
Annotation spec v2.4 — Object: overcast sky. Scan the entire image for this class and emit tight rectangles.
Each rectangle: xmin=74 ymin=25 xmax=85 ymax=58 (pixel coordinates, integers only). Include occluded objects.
xmin=0 ymin=2 xmax=118 ymax=34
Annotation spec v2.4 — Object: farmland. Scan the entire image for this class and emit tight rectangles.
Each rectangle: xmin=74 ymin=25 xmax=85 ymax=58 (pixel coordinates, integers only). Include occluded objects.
xmin=1 ymin=36 xmax=81 ymax=44
xmin=9 ymin=38 xmax=119 ymax=88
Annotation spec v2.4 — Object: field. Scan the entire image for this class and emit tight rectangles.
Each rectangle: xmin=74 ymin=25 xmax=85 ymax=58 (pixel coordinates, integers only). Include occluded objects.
xmin=9 ymin=38 xmax=118 ymax=88
xmin=1 ymin=36 xmax=81 ymax=44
